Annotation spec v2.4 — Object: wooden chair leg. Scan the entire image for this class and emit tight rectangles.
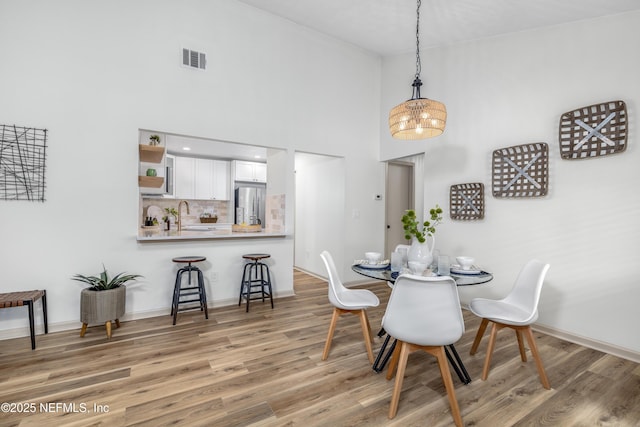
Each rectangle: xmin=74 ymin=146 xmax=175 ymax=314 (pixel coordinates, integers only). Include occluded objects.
xmin=358 ymin=310 xmax=374 ymax=364
xmin=515 ymin=329 xmax=527 ymax=361
xmin=434 ymin=346 xmax=463 ymax=427
xmin=524 ymin=326 xmax=551 ymax=389
xmin=481 ymin=322 xmax=499 ymax=380
xmin=105 ymin=321 xmax=112 ymax=339
xmin=322 ymin=307 xmax=341 ymax=361
xmin=388 ymin=341 xmax=410 ymax=419
xmin=115 ymin=319 xmax=121 ymax=329
xmin=80 ymin=323 xmax=88 ymax=337
xmin=470 ymin=318 xmax=489 ymax=355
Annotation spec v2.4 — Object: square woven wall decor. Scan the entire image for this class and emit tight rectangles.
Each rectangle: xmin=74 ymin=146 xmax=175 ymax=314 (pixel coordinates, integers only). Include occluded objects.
xmin=492 ymin=142 xmax=548 ymax=198
xmin=450 ymin=183 xmax=484 ymax=220
xmin=559 ymin=100 xmax=627 ymax=160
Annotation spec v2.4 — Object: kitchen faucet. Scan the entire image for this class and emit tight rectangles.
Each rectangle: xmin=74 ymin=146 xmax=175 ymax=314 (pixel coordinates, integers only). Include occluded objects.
xmin=177 ymin=200 xmax=190 ymax=232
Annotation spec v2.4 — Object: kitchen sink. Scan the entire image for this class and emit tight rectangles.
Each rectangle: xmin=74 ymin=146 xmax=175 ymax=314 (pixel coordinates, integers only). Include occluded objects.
xmin=182 ymin=225 xmax=215 ymax=231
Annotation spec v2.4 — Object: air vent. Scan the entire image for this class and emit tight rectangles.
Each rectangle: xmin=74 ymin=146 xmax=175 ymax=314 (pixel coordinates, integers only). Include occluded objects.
xmin=182 ymin=48 xmax=206 ymax=70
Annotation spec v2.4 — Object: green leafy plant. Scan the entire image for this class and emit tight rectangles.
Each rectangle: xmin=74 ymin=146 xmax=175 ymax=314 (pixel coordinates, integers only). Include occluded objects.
xmin=72 ymin=265 xmax=142 ymax=291
xmin=402 ymin=205 xmax=443 ymax=243
xmin=162 ymin=207 xmax=178 ymax=223
xmin=149 ymin=134 xmax=161 ymax=145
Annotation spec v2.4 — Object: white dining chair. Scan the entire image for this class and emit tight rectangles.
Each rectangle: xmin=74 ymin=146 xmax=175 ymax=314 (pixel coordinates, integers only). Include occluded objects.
xmin=469 ymin=259 xmax=551 ymax=389
xmin=320 ymin=250 xmax=380 ymax=363
xmin=382 ymin=274 xmax=464 ymax=426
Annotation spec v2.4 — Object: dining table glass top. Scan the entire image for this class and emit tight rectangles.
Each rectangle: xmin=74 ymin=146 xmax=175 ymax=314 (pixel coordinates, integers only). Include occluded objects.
xmin=351 ymin=264 xmax=493 ymax=286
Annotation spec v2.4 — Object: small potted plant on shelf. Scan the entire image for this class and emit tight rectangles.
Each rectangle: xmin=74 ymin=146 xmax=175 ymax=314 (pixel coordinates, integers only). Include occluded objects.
xmin=149 ymin=134 xmax=161 ymax=146
xmin=72 ymin=265 xmax=142 ymax=339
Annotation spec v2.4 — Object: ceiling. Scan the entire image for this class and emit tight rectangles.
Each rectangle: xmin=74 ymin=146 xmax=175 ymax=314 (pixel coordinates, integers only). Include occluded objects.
xmin=165 ymin=134 xmax=268 ymax=162
xmin=236 ymin=0 xmax=640 ymax=56
xmin=168 ymin=1 xmax=640 ymax=157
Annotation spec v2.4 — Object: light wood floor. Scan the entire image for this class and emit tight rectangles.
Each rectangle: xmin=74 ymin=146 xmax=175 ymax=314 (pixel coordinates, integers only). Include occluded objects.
xmin=1 ymin=270 xmax=639 ymax=426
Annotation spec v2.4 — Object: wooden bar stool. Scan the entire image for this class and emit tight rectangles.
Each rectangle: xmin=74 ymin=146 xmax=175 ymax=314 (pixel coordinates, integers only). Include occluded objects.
xmin=171 ymin=256 xmax=208 ymax=325
xmin=0 ymin=290 xmax=48 ymax=349
xmin=238 ymin=253 xmax=274 ymax=312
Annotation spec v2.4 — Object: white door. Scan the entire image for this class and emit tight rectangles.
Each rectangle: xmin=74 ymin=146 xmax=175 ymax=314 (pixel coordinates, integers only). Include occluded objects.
xmin=385 ymin=161 xmax=414 ymax=256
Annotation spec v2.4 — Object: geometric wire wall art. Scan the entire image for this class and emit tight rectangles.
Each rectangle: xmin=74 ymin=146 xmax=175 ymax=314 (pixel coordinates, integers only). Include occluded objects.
xmin=492 ymin=142 xmax=548 ymax=198
xmin=0 ymin=124 xmax=48 ymax=201
xmin=559 ymin=100 xmax=627 ymax=160
xmin=449 ymin=182 xmax=484 ymax=220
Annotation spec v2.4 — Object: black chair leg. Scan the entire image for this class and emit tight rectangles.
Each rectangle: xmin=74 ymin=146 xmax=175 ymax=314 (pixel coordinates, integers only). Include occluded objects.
xmin=445 ymin=345 xmax=471 ymax=384
xmin=373 ymin=334 xmax=392 ymax=372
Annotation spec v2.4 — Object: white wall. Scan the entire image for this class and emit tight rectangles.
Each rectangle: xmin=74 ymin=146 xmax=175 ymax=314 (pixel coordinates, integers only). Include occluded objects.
xmin=295 ymin=153 xmax=345 ymax=276
xmin=0 ymin=0 xmax=383 ymax=336
xmin=381 ymin=11 xmax=640 ymax=357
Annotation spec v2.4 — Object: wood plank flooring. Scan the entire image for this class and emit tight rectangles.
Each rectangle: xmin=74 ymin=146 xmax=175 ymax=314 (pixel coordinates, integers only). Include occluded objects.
xmin=1 ymin=269 xmax=639 ymax=426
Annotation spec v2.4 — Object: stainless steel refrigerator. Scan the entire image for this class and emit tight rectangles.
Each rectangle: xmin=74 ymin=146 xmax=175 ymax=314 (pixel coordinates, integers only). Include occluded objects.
xmin=235 ymin=183 xmax=266 ymax=227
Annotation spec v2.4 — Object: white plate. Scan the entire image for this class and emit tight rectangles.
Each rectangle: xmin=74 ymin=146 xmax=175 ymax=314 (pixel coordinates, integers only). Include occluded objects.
xmin=147 ymin=205 xmax=163 ymax=221
xmin=357 ymin=262 xmax=390 ymax=270
xmin=450 ymin=265 xmax=482 ymax=275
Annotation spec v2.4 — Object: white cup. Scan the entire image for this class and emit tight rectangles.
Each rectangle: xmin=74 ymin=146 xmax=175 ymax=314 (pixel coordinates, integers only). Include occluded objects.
xmin=438 ymin=255 xmax=450 ymax=276
xmin=390 ymin=251 xmax=403 ymax=272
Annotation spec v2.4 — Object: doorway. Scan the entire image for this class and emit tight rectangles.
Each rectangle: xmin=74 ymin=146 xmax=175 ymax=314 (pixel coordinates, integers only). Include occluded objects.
xmin=294 ymin=152 xmax=345 ymax=276
xmin=385 ymin=161 xmax=414 ymax=255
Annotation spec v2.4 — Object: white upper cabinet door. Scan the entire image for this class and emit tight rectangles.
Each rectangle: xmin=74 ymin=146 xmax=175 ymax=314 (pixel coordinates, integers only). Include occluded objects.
xmin=174 ymin=156 xmax=195 ymax=199
xmin=253 ymin=162 xmax=267 ymax=183
xmin=212 ymin=160 xmax=230 ymax=200
xmin=195 ymin=158 xmax=214 ymax=199
xmin=235 ymin=161 xmax=255 ymax=182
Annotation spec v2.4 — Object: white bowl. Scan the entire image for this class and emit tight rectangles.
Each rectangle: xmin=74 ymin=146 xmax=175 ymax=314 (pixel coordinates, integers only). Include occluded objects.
xmin=365 ymin=252 xmax=382 ymax=263
xmin=456 ymin=256 xmax=475 ymax=270
xmin=408 ymin=261 xmax=428 ymax=275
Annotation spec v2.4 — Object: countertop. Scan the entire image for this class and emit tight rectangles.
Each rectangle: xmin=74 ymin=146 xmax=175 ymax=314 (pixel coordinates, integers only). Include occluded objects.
xmin=137 ymin=228 xmax=287 ymax=242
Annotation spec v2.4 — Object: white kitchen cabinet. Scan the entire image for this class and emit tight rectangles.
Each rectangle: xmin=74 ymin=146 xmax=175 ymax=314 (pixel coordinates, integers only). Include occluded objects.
xmin=235 ymin=160 xmax=267 ymax=183
xmin=194 ymin=159 xmax=213 ymax=200
xmin=211 ymin=160 xmax=230 ymax=200
xmin=175 ymin=157 xmax=230 ymax=200
xmin=174 ymin=157 xmax=195 ymax=199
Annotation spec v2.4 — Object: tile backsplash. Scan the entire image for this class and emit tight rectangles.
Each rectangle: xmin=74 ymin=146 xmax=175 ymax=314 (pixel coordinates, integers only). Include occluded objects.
xmin=266 ymin=194 xmax=285 ymax=232
xmin=141 ymin=198 xmax=230 ymax=225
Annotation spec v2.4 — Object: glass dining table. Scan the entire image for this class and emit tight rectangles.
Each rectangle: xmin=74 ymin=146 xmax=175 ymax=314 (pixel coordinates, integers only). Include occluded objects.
xmin=352 ymin=263 xmax=493 ymax=384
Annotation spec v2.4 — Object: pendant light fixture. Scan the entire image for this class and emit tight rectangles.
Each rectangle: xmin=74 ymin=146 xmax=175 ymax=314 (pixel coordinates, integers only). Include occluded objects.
xmin=389 ymin=0 xmax=446 ymax=140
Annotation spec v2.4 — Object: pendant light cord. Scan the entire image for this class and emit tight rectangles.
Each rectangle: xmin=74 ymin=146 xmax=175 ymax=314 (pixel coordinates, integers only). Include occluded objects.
xmin=414 ymin=0 xmax=421 ymax=80
xmin=411 ymin=0 xmax=423 ymax=99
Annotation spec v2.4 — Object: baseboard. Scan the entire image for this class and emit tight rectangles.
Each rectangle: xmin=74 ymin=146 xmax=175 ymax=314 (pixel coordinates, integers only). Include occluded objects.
xmin=294 ymin=267 xmax=325 ymax=281
xmin=0 ymin=290 xmax=297 ymax=341
xmin=532 ymin=323 xmax=640 ymax=364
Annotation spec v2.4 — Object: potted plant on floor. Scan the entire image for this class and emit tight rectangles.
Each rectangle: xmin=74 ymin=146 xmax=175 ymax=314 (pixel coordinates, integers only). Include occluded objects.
xmin=72 ymin=265 xmax=142 ymax=339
